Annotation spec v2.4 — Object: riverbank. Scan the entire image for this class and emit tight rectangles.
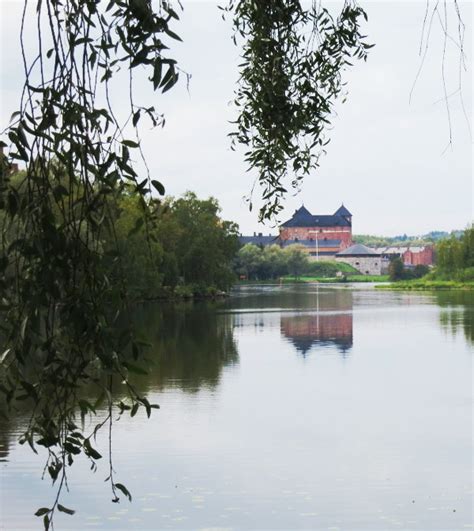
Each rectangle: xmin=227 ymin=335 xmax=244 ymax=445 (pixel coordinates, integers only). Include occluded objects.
xmin=286 ymin=274 xmax=389 ymax=283
xmin=237 ymin=275 xmax=389 ymax=284
xmin=376 ymin=280 xmax=474 ymax=291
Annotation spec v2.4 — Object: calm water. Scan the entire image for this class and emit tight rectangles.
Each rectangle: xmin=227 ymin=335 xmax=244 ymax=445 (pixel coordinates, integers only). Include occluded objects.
xmin=1 ymin=284 xmax=473 ymax=530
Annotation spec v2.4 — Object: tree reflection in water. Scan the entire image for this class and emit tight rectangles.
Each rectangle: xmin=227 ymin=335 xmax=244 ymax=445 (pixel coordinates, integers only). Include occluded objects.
xmin=0 ymin=301 xmax=239 ymax=463
xmin=436 ymin=291 xmax=474 ymax=345
xmin=128 ymin=301 xmax=239 ymax=394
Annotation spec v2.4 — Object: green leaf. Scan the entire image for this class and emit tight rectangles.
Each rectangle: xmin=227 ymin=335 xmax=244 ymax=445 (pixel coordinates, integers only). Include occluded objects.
xmin=34 ymin=508 xmax=50 ymax=517
xmin=123 ymin=361 xmax=148 ymax=376
xmin=84 ymin=438 xmax=102 ymax=460
xmin=57 ymin=504 xmax=75 ymax=515
xmin=115 ymin=482 xmax=132 ymax=501
xmin=151 ymin=180 xmax=165 ymax=196
xmin=127 ymin=217 xmax=144 ymax=237
xmin=122 ymin=140 xmax=139 ymax=148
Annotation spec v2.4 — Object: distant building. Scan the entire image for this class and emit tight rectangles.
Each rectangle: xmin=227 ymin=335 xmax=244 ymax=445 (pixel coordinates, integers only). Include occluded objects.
xmin=373 ymin=245 xmax=434 ymax=269
xmin=239 ymin=233 xmax=278 ymax=247
xmin=335 ymin=243 xmax=382 ymax=275
xmin=278 ymin=204 xmax=353 ymax=259
xmin=239 ymin=203 xmax=353 ymax=259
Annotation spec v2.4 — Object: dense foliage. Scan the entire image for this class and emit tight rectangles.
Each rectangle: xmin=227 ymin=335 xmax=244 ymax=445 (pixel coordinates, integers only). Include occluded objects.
xmin=106 ymin=190 xmax=239 ymax=298
xmin=434 ymin=226 xmax=474 ymax=281
xmin=353 ymin=231 xmax=463 ymax=248
xmin=235 ymin=244 xmax=359 ymax=280
xmin=387 ymin=257 xmax=429 ymax=281
xmin=235 ymin=243 xmax=308 ymax=280
xmin=228 ymin=0 xmax=372 ymax=220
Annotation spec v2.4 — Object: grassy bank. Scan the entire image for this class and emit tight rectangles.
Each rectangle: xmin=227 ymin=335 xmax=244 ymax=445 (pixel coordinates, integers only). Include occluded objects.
xmin=281 ymin=274 xmax=389 ymax=283
xmin=376 ymin=280 xmax=474 ymax=291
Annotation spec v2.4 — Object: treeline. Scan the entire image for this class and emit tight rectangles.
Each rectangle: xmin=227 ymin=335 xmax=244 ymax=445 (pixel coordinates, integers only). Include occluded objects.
xmin=354 ymin=230 xmax=462 ymax=248
xmin=107 ymin=191 xmax=240 ymax=298
xmin=433 ymin=226 xmax=474 ymax=281
xmin=2 ymin=167 xmax=239 ymax=299
xmin=234 ymin=243 xmax=358 ymax=280
xmin=387 ymin=259 xmax=429 ymax=281
xmin=235 ymin=243 xmax=309 ymax=279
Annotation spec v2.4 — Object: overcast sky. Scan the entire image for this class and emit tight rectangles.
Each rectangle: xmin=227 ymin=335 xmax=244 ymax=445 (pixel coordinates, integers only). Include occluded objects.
xmin=1 ymin=1 xmax=472 ymax=236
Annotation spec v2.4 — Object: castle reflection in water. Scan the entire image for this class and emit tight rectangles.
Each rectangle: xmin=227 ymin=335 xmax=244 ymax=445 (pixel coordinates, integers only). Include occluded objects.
xmin=230 ymin=285 xmax=354 ymax=357
xmin=281 ymin=311 xmax=353 ymax=356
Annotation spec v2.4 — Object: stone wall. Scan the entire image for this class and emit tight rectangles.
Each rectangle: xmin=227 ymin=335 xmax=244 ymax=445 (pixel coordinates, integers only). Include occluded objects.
xmin=335 ymin=255 xmax=382 ymax=276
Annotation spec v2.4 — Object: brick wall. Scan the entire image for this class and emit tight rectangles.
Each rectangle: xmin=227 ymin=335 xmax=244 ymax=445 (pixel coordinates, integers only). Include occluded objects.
xmin=280 ymin=226 xmax=352 ymax=247
xmin=403 ymin=246 xmax=434 ymax=266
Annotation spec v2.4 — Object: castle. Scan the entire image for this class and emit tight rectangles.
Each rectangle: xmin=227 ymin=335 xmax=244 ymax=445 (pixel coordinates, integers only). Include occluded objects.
xmin=239 ymin=203 xmax=433 ymax=268
xmin=279 ymin=204 xmax=353 ymax=258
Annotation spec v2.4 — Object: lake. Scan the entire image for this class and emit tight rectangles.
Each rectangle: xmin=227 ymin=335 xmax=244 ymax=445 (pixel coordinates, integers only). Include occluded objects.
xmin=1 ymin=284 xmax=473 ymax=530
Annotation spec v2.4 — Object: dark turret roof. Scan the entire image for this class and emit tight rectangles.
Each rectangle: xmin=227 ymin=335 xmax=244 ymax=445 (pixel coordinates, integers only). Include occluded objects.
xmin=281 ymin=204 xmax=352 ymax=228
xmin=334 ymin=204 xmax=352 ymax=217
xmin=336 ymin=244 xmax=380 ymax=256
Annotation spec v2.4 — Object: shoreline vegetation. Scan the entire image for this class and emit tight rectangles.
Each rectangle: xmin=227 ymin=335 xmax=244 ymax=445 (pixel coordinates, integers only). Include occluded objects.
xmin=379 ymin=226 xmax=474 ymax=291
xmin=234 ymin=226 xmax=474 ymax=293
xmin=376 ymin=280 xmax=474 ymax=291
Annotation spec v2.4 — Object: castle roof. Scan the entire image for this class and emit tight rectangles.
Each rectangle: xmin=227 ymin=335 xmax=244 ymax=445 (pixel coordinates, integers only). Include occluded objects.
xmin=334 ymin=204 xmax=352 ymax=217
xmin=336 ymin=244 xmax=380 ymax=257
xmin=281 ymin=205 xmax=352 ymax=228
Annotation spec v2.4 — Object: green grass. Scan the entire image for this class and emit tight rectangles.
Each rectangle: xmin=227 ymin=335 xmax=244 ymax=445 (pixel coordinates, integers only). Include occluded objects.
xmin=376 ymin=280 xmax=474 ymax=290
xmin=347 ymin=274 xmax=389 ymax=282
xmin=282 ymin=274 xmax=389 ymax=283
xmin=334 ymin=262 xmax=360 ymax=273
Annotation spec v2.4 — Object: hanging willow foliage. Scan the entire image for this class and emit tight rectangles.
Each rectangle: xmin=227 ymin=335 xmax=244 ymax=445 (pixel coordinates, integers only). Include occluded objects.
xmin=0 ymin=0 xmax=182 ymax=527
xmin=1 ymin=0 xmax=372 ymax=527
xmin=227 ymin=0 xmax=372 ymax=220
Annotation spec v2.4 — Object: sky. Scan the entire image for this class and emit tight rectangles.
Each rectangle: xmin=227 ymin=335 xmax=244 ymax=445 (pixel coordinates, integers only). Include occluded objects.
xmin=0 ymin=1 xmax=472 ymax=236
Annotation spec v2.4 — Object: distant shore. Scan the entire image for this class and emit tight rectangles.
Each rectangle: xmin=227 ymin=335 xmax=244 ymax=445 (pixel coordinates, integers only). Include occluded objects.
xmin=376 ymin=280 xmax=474 ymax=291
xmin=237 ymin=275 xmax=389 ymax=284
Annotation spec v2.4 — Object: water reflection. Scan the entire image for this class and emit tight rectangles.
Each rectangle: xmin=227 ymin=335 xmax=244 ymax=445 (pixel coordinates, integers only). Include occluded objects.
xmin=0 ymin=419 xmax=12 ymax=462
xmin=281 ymin=312 xmax=353 ymax=356
xmin=1 ymin=286 xmax=474 ymax=530
xmin=0 ymin=302 xmax=239 ymax=462
xmin=436 ymin=291 xmax=474 ymax=344
xmin=226 ymin=284 xmax=354 ymax=356
xmin=131 ymin=302 xmax=239 ymax=393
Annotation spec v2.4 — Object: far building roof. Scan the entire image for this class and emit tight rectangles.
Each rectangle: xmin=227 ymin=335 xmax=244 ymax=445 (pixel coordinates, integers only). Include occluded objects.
xmin=281 ymin=204 xmax=352 ymax=228
xmin=336 ymin=244 xmax=381 ymax=257
xmin=239 ymin=234 xmax=277 ymax=247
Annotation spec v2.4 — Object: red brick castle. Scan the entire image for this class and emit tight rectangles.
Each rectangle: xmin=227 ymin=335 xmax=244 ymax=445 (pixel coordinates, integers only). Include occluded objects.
xmin=279 ymin=204 xmax=353 ymax=258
